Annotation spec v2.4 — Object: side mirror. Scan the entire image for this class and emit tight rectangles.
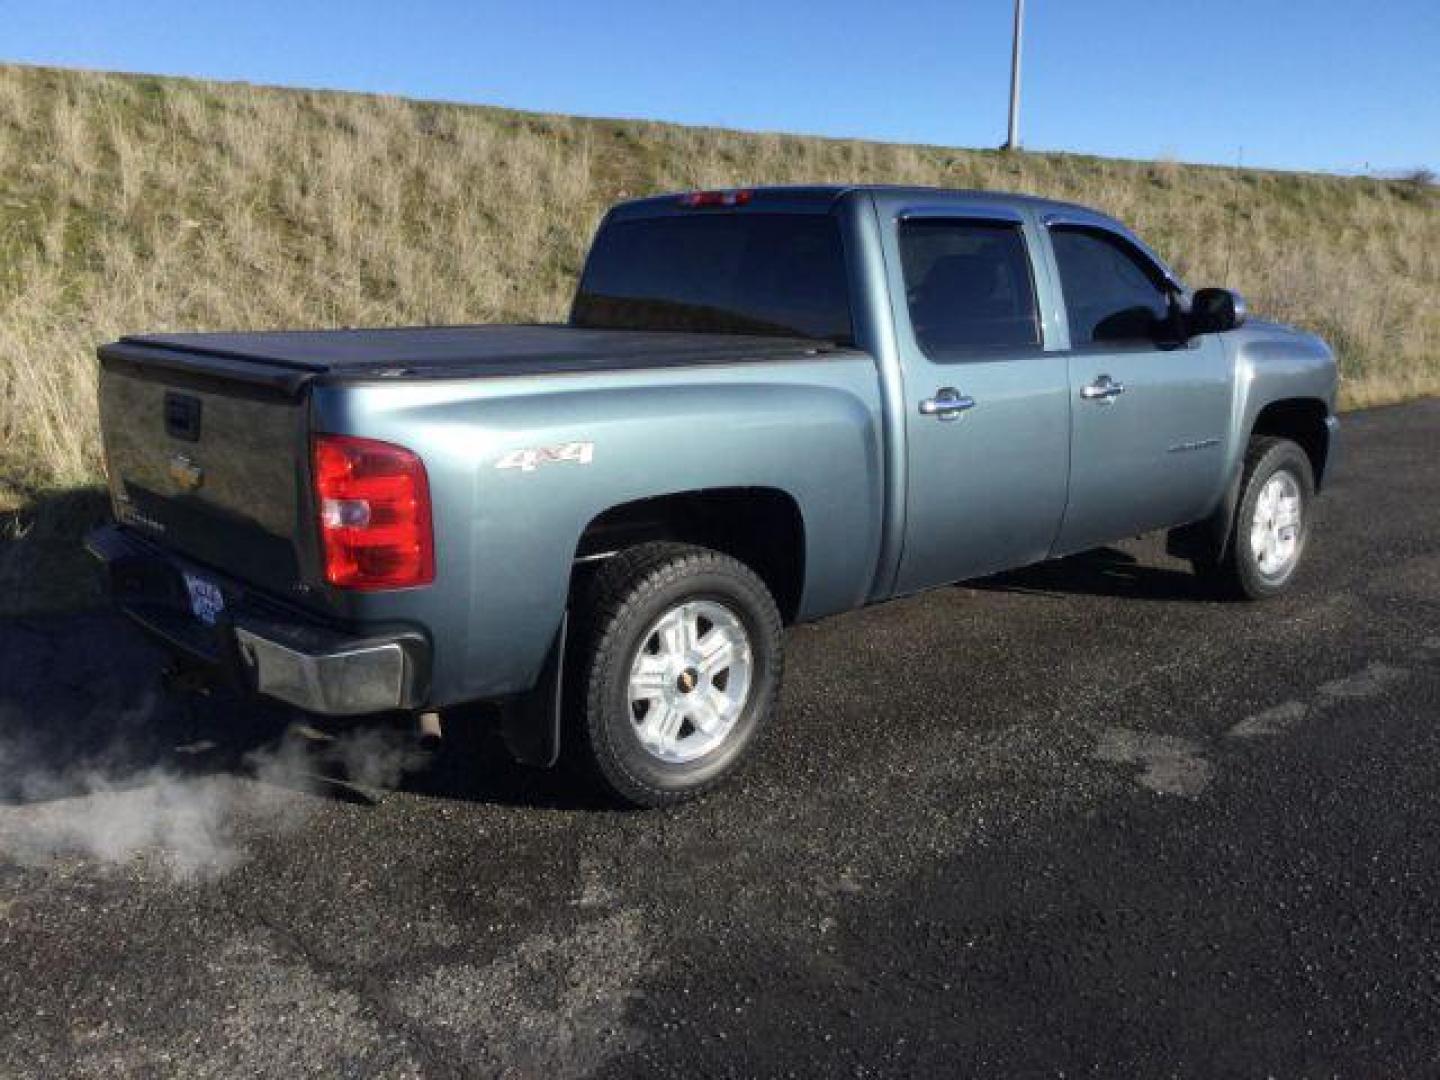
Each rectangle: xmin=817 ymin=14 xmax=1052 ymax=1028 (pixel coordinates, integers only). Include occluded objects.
xmin=1189 ymin=287 xmax=1247 ymax=335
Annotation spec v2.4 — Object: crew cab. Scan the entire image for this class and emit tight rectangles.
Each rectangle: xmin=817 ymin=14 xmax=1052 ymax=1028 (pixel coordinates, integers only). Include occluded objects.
xmin=89 ymin=185 xmax=1339 ymax=805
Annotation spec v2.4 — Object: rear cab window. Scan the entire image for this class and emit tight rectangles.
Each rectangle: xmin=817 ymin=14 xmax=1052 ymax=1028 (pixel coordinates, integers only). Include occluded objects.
xmin=572 ymin=213 xmax=852 ymax=343
xmin=897 ymin=218 xmax=1041 ymax=360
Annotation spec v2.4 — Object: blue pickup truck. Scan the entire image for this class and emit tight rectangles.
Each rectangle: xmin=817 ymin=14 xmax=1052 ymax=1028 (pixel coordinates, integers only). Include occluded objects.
xmin=90 ymin=185 xmax=1339 ymax=805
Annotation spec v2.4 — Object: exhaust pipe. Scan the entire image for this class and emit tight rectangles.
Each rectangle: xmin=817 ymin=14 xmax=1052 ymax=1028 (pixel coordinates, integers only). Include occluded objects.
xmin=417 ymin=710 xmax=443 ymax=750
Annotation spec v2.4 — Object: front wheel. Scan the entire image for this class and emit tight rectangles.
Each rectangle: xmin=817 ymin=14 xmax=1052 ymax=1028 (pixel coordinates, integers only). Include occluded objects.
xmin=1197 ymin=436 xmax=1316 ymax=600
xmin=569 ymin=542 xmax=783 ymax=807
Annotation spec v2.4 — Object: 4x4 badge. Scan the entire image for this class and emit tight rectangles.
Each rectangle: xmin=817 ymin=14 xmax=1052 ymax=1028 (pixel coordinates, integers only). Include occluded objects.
xmin=495 ymin=441 xmax=594 ymax=473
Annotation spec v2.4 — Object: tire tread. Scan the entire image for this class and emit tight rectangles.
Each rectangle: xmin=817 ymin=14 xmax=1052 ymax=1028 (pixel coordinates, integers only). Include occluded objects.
xmin=569 ymin=542 xmax=782 ymax=807
xmin=1200 ymin=435 xmax=1314 ymax=600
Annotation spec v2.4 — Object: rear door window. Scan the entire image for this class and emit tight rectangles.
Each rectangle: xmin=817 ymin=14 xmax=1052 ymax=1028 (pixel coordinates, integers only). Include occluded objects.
xmin=898 ymin=218 xmax=1041 ymax=359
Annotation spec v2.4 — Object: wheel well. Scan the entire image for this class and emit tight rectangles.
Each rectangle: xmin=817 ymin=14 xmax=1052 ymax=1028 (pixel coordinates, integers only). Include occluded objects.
xmin=1252 ymin=398 xmax=1331 ymax=488
xmin=574 ymin=489 xmax=806 ymax=622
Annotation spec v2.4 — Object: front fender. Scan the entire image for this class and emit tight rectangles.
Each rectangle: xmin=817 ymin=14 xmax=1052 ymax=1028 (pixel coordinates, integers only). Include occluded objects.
xmin=1224 ymin=320 xmax=1339 ymax=482
xmin=1169 ymin=323 xmax=1338 ymax=565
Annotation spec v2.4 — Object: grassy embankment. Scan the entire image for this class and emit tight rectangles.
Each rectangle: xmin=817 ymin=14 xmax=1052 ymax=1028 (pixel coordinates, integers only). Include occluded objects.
xmin=1 ymin=64 xmax=1435 ymax=611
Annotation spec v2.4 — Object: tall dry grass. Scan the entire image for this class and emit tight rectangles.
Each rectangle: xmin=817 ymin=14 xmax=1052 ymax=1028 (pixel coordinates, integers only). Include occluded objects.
xmin=0 ymin=64 xmax=1436 ymax=607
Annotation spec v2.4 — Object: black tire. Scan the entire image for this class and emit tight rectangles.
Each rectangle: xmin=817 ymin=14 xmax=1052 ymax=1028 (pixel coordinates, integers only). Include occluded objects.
xmin=1197 ymin=436 xmax=1316 ymax=600
xmin=568 ymin=542 xmax=783 ymax=807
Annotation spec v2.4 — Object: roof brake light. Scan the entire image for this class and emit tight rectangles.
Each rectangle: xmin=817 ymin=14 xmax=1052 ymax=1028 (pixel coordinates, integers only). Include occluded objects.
xmin=679 ymin=189 xmax=753 ymax=208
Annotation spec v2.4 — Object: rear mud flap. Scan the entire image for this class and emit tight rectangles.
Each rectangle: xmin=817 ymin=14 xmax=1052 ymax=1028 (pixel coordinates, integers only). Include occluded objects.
xmin=499 ymin=613 xmax=566 ymax=768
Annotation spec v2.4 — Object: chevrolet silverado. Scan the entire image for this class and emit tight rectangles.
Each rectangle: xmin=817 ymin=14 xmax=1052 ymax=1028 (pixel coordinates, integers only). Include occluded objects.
xmin=89 ymin=185 xmax=1339 ymax=805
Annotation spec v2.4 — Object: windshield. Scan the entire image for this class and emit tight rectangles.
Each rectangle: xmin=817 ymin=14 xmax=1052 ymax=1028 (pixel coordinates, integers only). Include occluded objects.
xmin=571 ymin=213 xmax=852 ymax=343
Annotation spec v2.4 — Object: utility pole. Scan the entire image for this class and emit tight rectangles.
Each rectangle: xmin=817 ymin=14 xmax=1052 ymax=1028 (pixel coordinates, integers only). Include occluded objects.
xmin=1001 ymin=0 xmax=1025 ymax=151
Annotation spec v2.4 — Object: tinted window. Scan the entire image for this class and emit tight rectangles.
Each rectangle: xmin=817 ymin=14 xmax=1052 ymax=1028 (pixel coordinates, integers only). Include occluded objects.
xmin=1050 ymin=226 xmax=1173 ymax=346
xmin=572 ymin=214 xmax=851 ymax=342
xmin=898 ymin=219 xmax=1040 ymax=357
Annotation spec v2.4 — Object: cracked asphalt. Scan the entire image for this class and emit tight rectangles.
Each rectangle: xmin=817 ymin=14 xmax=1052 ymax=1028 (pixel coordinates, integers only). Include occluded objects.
xmin=1 ymin=399 xmax=1438 ymax=1078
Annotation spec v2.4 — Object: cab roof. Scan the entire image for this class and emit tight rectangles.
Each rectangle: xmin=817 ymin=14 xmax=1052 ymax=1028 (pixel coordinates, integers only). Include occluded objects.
xmin=606 ymin=184 xmax=1181 ymax=292
xmin=610 ymin=184 xmax=1106 ymax=221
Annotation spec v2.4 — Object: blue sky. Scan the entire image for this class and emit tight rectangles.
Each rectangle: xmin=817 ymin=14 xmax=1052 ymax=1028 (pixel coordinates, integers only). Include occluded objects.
xmin=6 ymin=0 xmax=1437 ymax=174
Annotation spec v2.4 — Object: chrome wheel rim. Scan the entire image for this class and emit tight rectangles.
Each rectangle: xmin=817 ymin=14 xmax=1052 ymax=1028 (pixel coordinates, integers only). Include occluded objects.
xmin=1250 ymin=470 xmax=1303 ymax=577
xmin=627 ymin=600 xmax=754 ymax=764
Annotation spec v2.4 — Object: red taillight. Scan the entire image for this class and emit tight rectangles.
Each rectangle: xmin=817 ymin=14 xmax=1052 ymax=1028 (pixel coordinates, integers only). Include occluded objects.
xmin=312 ymin=434 xmax=434 ymax=590
xmin=679 ymin=189 xmax=752 ymax=208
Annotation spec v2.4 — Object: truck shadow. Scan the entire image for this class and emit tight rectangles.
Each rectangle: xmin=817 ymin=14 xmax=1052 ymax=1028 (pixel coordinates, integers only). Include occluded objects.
xmin=0 ymin=610 xmax=601 ymax=815
xmin=0 ymin=485 xmax=110 ymax=617
xmin=971 ymin=546 xmax=1218 ymax=603
xmin=390 ymin=703 xmax=612 ymax=811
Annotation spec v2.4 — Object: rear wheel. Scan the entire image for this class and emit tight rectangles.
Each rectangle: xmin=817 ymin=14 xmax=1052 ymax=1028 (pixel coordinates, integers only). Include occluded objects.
xmin=569 ymin=542 xmax=783 ymax=807
xmin=1197 ymin=436 xmax=1315 ymax=600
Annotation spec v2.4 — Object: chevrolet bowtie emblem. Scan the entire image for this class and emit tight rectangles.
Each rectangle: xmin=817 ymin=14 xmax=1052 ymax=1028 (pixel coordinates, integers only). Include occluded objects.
xmin=168 ymin=453 xmax=204 ymax=492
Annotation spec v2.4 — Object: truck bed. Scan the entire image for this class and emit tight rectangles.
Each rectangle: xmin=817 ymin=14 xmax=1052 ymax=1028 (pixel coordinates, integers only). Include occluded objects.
xmin=101 ymin=325 xmax=847 ymax=396
xmin=95 ymin=321 xmax=866 ymax=603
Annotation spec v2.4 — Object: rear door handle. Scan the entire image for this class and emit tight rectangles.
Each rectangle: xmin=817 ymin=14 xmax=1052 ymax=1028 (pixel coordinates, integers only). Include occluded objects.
xmin=919 ymin=387 xmax=976 ymax=421
xmin=1081 ymin=374 xmax=1125 ymax=401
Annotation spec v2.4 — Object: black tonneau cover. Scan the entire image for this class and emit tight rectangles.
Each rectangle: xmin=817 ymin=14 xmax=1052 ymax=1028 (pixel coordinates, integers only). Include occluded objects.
xmin=101 ymin=325 xmax=845 ymax=398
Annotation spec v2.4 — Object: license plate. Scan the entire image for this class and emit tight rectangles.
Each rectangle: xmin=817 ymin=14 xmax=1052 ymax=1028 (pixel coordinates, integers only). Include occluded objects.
xmin=183 ymin=572 xmax=225 ymax=626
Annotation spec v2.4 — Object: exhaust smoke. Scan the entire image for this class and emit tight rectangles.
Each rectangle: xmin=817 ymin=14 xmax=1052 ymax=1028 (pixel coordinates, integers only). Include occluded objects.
xmin=0 ymin=694 xmax=426 ymax=881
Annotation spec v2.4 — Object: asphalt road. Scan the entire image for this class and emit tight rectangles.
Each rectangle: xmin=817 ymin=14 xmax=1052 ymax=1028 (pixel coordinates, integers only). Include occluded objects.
xmin=2 ymin=400 xmax=1438 ymax=1078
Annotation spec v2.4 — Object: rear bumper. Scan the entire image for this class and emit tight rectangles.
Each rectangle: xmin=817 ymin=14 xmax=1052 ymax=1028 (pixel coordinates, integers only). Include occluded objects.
xmin=86 ymin=525 xmax=430 ymax=716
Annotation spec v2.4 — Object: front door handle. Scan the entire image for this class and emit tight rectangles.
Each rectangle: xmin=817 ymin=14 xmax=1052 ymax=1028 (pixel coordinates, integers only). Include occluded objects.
xmin=1080 ymin=374 xmax=1126 ymax=401
xmin=919 ymin=387 xmax=976 ymax=421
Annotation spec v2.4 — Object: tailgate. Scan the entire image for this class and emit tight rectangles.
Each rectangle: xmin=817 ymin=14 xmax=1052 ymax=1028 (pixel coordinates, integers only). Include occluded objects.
xmin=97 ymin=349 xmax=313 ymax=596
